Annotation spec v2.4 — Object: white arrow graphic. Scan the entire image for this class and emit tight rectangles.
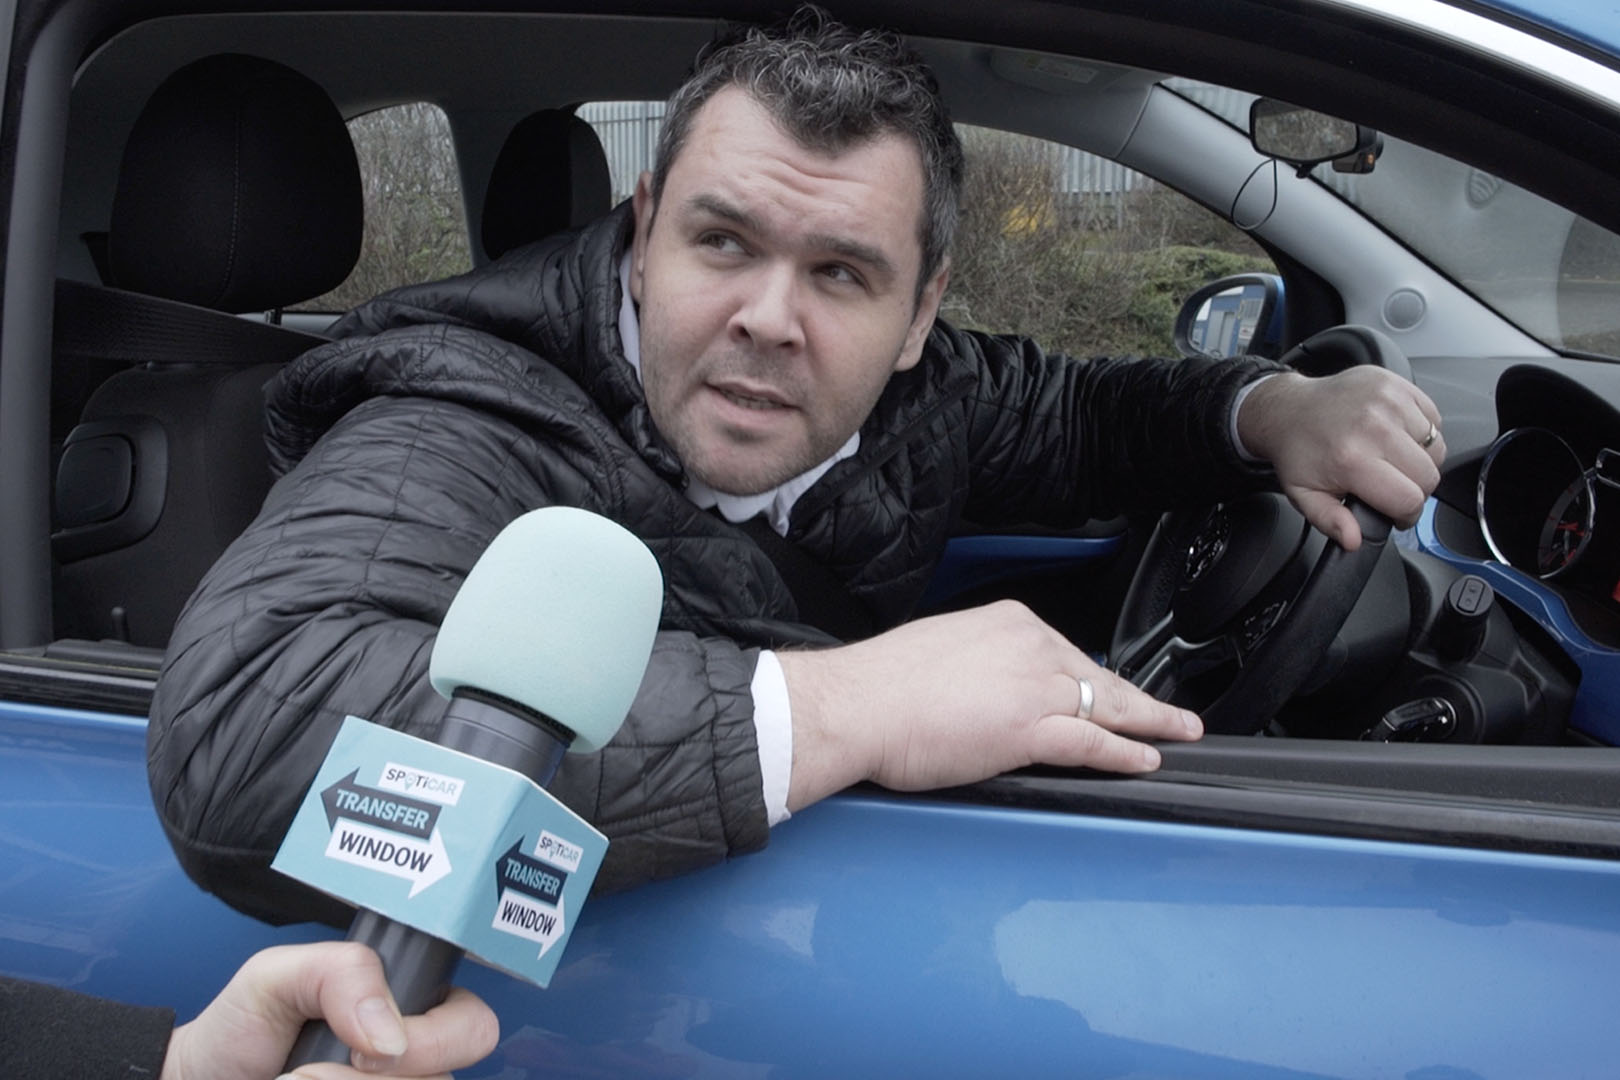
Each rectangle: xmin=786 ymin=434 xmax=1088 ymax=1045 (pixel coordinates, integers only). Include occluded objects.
xmin=492 ymin=890 xmax=568 ymax=957
xmin=325 ymin=818 xmax=453 ymax=898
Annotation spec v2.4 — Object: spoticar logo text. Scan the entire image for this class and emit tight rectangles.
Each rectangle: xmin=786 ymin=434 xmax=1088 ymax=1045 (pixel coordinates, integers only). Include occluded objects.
xmin=378 ymin=761 xmax=466 ymax=805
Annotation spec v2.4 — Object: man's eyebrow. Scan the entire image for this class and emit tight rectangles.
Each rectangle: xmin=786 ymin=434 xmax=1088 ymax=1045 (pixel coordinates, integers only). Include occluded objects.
xmin=685 ymin=192 xmax=898 ymax=283
xmin=687 ymin=192 xmax=760 ymax=232
xmin=808 ymin=232 xmax=897 ymax=283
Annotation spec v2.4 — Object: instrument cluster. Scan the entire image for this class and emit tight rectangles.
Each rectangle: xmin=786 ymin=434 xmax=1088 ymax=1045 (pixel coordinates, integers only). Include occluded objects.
xmin=1477 ymin=425 xmax=1620 ymax=612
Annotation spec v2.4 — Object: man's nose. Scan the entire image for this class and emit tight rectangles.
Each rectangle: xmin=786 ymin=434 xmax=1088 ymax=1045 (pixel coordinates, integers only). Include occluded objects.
xmin=729 ymin=261 xmax=805 ymax=352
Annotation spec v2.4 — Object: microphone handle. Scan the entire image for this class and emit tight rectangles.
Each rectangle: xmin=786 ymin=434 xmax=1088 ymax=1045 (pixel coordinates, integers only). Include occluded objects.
xmin=284 ymin=691 xmax=573 ymax=1067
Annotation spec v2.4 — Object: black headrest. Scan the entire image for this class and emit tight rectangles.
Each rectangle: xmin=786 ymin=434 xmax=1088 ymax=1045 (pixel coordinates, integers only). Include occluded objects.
xmin=108 ymin=54 xmax=362 ymax=313
xmin=481 ymin=109 xmax=611 ymax=260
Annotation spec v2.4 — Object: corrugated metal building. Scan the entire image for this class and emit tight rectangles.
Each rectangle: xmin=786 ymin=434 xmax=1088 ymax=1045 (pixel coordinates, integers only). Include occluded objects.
xmin=579 ymin=100 xmax=1151 ymax=205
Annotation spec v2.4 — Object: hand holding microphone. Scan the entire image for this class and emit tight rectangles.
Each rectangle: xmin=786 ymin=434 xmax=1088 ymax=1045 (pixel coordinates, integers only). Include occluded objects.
xmin=276 ymin=507 xmax=663 ymax=1068
xmin=160 ymin=940 xmax=497 ymax=1080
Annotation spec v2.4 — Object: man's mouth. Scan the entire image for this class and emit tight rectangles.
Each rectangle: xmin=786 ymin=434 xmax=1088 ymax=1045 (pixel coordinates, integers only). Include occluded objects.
xmin=715 ymin=386 xmax=788 ymax=411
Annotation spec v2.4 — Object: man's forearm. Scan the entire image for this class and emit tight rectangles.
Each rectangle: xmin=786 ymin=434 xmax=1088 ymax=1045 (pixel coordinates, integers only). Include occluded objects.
xmin=774 ymin=603 xmax=1200 ymax=813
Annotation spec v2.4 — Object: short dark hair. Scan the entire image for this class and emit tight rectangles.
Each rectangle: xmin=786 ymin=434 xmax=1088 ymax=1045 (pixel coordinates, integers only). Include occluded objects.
xmin=653 ymin=5 xmax=964 ymax=292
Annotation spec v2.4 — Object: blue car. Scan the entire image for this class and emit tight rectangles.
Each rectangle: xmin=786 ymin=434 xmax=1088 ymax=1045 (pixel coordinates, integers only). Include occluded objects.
xmin=6 ymin=0 xmax=1620 ymax=1076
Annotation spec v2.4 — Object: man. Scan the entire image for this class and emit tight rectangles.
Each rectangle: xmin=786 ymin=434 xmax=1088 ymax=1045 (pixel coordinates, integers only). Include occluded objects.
xmin=147 ymin=9 xmax=1444 ymax=924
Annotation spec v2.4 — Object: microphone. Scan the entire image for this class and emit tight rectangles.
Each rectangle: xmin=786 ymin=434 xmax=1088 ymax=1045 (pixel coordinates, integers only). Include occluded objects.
xmin=281 ymin=506 xmax=662 ymax=1066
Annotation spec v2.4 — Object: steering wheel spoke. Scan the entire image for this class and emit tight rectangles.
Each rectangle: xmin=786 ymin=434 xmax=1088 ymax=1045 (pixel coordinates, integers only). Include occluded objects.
xmin=1231 ymin=598 xmax=1290 ymax=662
xmin=1115 ymin=612 xmax=1238 ymax=701
xmin=1110 ymin=493 xmax=1392 ymax=733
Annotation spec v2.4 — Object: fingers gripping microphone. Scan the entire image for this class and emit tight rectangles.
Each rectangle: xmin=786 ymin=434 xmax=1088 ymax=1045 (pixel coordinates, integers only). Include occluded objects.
xmin=284 ymin=507 xmax=662 ymax=1066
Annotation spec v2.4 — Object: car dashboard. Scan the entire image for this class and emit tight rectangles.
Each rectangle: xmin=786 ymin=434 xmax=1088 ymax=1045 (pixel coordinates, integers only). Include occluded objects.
xmin=1417 ymin=360 xmax=1620 ymax=745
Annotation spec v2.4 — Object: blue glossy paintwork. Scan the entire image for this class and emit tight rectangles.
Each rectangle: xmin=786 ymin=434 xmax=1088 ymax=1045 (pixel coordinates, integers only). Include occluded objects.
xmin=1468 ymin=0 xmax=1620 ymax=59
xmin=1414 ymin=499 xmax=1620 ymax=744
xmin=1265 ymin=273 xmax=1288 ymax=352
xmin=8 ymin=698 xmax=1620 ymax=1077
xmin=0 ymin=702 xmax=323 ymax=1021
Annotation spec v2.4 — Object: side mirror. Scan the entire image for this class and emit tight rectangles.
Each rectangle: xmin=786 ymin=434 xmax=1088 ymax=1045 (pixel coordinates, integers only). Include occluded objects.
xmin=1174 ymin=273 xmax=1285 ymax=360
xmin=1250 ymin=99 xmax=1382 ymax=175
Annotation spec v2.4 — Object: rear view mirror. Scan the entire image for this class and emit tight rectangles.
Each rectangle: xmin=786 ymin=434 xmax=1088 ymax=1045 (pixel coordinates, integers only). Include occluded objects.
xmin=1250 ymin=99 xmax=1382 ymax=175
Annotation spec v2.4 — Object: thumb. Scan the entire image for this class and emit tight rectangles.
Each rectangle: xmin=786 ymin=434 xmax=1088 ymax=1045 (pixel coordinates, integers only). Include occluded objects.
xmin=245 ymin=942 xmax=409 ymax=1060
xmin=162 ymin=942 xmax=411 ymax=1080
xmin=1290 ymin=488 xmax=1361 ymax=551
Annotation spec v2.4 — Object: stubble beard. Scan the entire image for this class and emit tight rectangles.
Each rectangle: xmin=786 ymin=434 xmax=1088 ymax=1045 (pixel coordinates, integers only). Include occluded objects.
xmin=641 ymin=352 xmax=819 ymax=495
xmin=639 ymin=341 xmax=883 ymax=496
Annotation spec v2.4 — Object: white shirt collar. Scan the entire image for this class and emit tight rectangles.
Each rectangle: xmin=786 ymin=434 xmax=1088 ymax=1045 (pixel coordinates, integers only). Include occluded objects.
xmin=617 ymin=252 xmax=858 ymax=536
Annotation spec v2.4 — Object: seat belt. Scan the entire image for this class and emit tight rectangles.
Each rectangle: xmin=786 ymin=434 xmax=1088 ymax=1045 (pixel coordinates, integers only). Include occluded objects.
xmin=53 ymin=278 xmax=330 ymax=368
xmin=737 ymin=516 xmax=878 ymax=641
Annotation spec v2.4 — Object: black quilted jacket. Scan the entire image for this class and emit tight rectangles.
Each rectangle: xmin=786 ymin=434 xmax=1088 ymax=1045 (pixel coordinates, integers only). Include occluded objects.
xmin=147 ymin=203 xmax=1279 ymax=925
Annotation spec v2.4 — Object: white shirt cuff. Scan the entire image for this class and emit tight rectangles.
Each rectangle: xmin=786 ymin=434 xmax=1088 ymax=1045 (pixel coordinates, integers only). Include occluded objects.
xmin=1230 ymin=373 xmax=1278 ymax=463
xmin=750 ymin=650 xmax=793 ymax=826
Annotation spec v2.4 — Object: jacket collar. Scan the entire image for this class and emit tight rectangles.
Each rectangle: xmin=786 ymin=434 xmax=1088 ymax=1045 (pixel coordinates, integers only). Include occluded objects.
xmin=538 ymin=203 xmax=688 ymax=483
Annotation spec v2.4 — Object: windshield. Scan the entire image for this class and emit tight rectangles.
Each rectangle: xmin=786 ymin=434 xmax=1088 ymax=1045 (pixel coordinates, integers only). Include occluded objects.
xmin=1168 ymin=79 xmax=1620 ymax=360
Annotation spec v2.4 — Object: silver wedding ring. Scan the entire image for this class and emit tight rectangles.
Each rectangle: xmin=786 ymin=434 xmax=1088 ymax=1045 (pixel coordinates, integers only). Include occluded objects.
xmin=1075 ymin=675 xmax=1095 ymax=721
xmin=1419 ymin=419 xmax=1439 ymax=449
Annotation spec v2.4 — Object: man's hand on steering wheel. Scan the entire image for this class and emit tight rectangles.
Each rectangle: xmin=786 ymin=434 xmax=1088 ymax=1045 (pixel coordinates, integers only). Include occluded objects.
xmin=1111 ymin=332 xmax=1444 ymax=734
xmin=1235 ymin=366 xmax=1447 ymax=550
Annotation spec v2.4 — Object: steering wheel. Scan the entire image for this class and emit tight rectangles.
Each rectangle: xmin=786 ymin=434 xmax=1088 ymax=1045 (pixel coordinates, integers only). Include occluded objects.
xmin=1106 ymin=325 xmax=1408 ymax=735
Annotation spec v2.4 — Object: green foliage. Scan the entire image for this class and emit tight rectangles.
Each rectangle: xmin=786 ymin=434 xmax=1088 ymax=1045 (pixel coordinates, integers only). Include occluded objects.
xmin=312 ymin=112 xmax=1274 ymax=358
xmin=300 ymin=103 xmax=472 ymax=313
xmin=1123 ymin=246 xmax=1277 ymax=355
xmin=943 ymin=127 xmax=1273 ymax=358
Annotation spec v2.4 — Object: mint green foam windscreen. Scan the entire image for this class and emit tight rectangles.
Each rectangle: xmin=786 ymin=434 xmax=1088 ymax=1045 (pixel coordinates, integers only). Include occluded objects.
xmin=428 ymin=507 xmax=664 ymax=752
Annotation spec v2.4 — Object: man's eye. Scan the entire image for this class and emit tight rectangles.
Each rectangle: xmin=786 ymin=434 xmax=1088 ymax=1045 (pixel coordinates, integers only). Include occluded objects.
xmin=819 ymin=263 xmax=864 ymax=287
xmin=699 ymin=233 xmax=745 ymax=254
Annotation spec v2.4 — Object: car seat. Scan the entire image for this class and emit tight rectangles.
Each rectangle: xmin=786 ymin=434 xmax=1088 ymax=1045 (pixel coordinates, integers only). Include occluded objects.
xmin=51 ymin=53 xmax=362 ymax=647
xmin=480 ymin=108 xmax=611 ymax=260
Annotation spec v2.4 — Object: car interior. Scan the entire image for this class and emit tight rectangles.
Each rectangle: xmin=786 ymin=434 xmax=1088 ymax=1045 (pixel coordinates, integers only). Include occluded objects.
xmin=49 ymin=45 xmax=618 ymax=651
xmin=6 ymin=2 xmax=1620 ymax=862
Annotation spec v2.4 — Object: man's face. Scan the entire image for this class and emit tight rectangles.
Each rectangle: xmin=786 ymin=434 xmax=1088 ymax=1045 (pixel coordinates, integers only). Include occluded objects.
xmin=630 ymin=86 xmax=949 ymax=495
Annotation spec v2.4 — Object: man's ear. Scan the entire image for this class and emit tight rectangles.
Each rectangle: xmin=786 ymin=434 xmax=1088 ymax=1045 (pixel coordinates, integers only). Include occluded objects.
xmin=894 ymin=258 xmax=951 ymax=373
xmin=629 ymin=171 xmax=657 ymax=304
